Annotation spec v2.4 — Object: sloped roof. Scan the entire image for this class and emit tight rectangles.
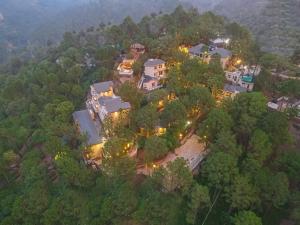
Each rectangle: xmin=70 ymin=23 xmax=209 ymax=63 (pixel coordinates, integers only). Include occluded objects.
xmin=267 ymin=102 xmax=279 ymax=110
xmin=211 ymin=48 xmax=232 ymax=58
xmin=224 ymin=84 xmax=247 ymax=93
xmin=143 ymin=75 xmax=158 ymax=83
xmin=131 ymin=43 xmax=145 ymax=49
xmin=91 ymin=81 xmax=113 ymax=94
xmin=73 ymin=110 xmax=103 ymax=146
xmin=189 ymin=43 xmax=206 ymax=55
xmin=144 ymin=59 xmax=165 ymax=67
xmin=99 ymin=97 xmax=131 ymax=113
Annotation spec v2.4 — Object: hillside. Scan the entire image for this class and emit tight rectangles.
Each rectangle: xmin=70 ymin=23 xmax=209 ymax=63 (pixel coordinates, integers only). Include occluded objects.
xmin=1 ymin=0 xmax=300 ymax=63
xmin=214 ymin=0 xmax=300 ymax=55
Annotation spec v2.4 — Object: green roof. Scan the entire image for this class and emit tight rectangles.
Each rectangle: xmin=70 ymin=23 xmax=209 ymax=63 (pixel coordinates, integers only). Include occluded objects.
xmin=241 ymin=75 xmax=254 ymax=83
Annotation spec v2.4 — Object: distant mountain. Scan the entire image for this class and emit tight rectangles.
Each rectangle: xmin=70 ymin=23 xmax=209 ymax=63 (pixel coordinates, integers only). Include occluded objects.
xmin=0 ymin=0 xmax=299 ymax=63
xmin=214 ymin=0 xmax=300 ymax=55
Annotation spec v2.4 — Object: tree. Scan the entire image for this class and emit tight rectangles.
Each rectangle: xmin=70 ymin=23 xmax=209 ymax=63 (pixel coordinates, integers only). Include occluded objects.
xmin=182 ymin=87 xmax=215 ymax=115
xmin=207 ymin=73 xmax=225 ymax=97
xmin=276 ymin=151 xmax=300 ymax=184
xmin=260 ymin=111 xmax=291 ymax=148
xmin=102 ymin=138 xmax=135 ymax=179
xmin=118 ymin=82 xmax=143 ymax=109
xmin=154 ymin=158 xmax=193 ymax=194
xmin=228 ymin=92 xmax=267 ymax=144
xmin=202 ymin=152 xmax=238 ymax=190
xmin=248 ymin=129 xmax=272 ymax=164
xmin=186 ymin=184 xmax=211 ymax=224
xmin=225 ymin=175 xmax=259 ymax=210
xmin=161 ymin=100 xmax=187 ymax=128
xmin=198 ymin=108 xmax=233 ymax=141
xmin=144 ymin=136 xmax=169 ymax=163
xmin=55 ymin=153 xmax=94 ymax=188
xmin=42 ymin=190 xmax=88 ymax=225
xmin=256 ymin=170 xmax=290 ymax=208
xmin=133 ymin=105 xmax=159 ymax=135
xmin=134 ymin=192 xmax=182 ymax=225
xmin=211 ymin=130 xmax=242 ymax=158
xmin=100 ymin=182 xmax=138 ymax=224
xmin=233 ymin=211 xmax=262 ymax=225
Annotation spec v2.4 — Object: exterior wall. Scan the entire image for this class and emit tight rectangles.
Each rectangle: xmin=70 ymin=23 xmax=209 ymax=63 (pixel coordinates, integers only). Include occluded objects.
xmin=143 ymin=80 xmax=159 ymax=91
xmin=144 ymin=64 xmax=166 ymax=78
xmin=226 ymin=71 xmax=240 ymax=83
xmin=239 ymin=81 xmax=254 ymax=91
xmin=220 ymin=57 xmax=230 ymax=69
xmin=99 ymin=107 xmax=108 ymax=122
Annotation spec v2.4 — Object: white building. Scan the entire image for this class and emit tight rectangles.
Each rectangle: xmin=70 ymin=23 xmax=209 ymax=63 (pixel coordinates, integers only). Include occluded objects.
xmin=139 ymin=59 xmax=166 ymax=92
xmin=144 ymin=59 xmax=166 ymax=79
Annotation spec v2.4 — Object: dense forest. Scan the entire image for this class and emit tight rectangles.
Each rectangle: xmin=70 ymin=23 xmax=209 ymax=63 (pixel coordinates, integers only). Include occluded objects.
xmin=0 ymin=7 xmax=300 ymax=225
xmin=1 ymin=0 xmax=300 ymax=63
xmin=215 ymin=0 xmax=300 ymax=55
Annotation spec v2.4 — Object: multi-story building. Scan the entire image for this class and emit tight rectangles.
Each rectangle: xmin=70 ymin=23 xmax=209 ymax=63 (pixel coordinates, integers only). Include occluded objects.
xmin=139 ymin=59 xmax=166 ymax=92
xmin=189 ymin=43 xmax=232 ymax=69
xmin=73 ymin=81 xmax=132 ymax=165
xmin=144 ymin=59 xmax=166 ymax=79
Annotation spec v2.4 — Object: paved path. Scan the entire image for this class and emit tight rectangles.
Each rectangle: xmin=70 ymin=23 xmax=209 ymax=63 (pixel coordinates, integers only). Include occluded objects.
xmin=137 ymin=135 xmax=208 ymax=175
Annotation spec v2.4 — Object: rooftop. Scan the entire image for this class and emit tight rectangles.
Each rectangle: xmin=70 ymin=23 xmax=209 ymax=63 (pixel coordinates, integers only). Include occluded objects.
xmin=224 ymin=84 xmax=247 ymax=93
xmin=131 ymin=43 xmax=145 ymax=49
xmin=267 ymin=102 xmax=279 ymax=110
xmin=144 ymin=59 xmax=165 ymax=67
xmin=189 ymin=43 xmax=232 ymax=58
xmin=189 ymin=43 xmax=206 ymax=55
xmin=99 ymin=96 xmax=131 ymax=113
xmin=211 ymin=48 xmax=232 ymax=58
xmin=73 ymin=110 xmax=103 ymax=146
xmin=91 ymin=81 xmax=113 ymax=94
xmin=210 ymin=38 xmax=230 ymax=44
xmin=143 ymin=75 xmax=158 ymax=83
xmin=241 ymin=74 xmax=254 ymax=83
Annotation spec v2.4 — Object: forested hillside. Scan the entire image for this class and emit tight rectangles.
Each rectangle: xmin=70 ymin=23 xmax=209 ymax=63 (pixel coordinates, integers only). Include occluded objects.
xmin=1 ymin=0 xmax=299 ymax=63
xmin=214 ymin=0 xmax=300 ymax=55
xmin=0 ymin=7 xmax=299 ymax=225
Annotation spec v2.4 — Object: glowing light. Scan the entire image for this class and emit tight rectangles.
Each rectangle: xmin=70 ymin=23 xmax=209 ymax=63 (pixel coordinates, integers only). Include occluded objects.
xmin=178 ymin=46 xmax=189 ymax=54
xmin=236 ymin=59 xmax=242 ymax=65
xmin=187 ymin=121 xmax=192 ymax=126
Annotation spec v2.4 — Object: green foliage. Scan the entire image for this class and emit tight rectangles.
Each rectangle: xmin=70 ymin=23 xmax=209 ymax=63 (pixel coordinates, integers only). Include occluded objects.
xmin=144 ymin=136 xmax=169 ymax=163
xmin=233 ymin=211 xmax=262 ymax=225
xmin=133 ymin=105 xmax=159 ymax=133
xmin=161 ymin=100 xmax=187 ymax=128
xmin=202 ymin=152 xmax=238 ymax=189
xmin=0 ymin=6 xmax=298 ymax=225
xmin=198 ymin=108 xmax=233 ymax=141
xmin=186 ymin=184 xmax=211 ymax=224
xmin=225 ymin=175 xmax=259 ymax=210
xmin=154 ymin=158 xmax=194 ymax=194
xmin=118 ymin=82 xmax=143 ymax=109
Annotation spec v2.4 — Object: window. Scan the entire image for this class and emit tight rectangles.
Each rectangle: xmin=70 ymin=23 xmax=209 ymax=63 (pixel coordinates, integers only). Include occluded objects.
xmin=154 ymin=66 xmax=157 ymax=70
xmin=159 ymin=71 xmax=163 ymax=75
